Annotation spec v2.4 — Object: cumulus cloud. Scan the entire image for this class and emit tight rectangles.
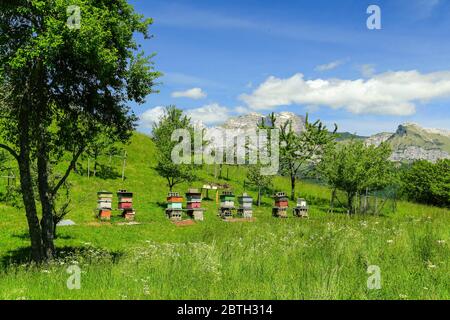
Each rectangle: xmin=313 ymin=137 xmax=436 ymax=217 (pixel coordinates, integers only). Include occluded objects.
xmin=239 ymin=70 xmax=450 ymax=116
xmin=171 ymin=87 xmax=207 ymax=99
xmin=139 ymin=106 xmax=166 ymax=128
xmin=186 ymin=103 xmax=231 ymax=125
xmin=315 ymin=59 xmax=346 ymax=72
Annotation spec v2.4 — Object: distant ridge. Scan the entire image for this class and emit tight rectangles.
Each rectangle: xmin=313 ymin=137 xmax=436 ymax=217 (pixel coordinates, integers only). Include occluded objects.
xmin=206 ymin=113 xmax=450 ymax=163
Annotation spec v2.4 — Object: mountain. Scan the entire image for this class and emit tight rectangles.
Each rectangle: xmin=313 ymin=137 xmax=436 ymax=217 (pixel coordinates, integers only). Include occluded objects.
xmin=207 ymin=112 xmax=450 ymax=163
xmin=221 ymin=111 xmax=305 ymax=133
xmin=365 ymin=123 xmax=450 ymax=163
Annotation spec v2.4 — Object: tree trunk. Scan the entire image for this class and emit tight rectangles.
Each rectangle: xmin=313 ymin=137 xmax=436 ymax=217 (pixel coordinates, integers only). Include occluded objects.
xmin=290 ymin=175 xmax=296 ymax=201
xmin=347 ymin=192 xmax=355 ymax=215
xmin=18 ymin=107 xmax=43 ymax=263
xmin=257 ymin=186 xmax=261 ymax=207
xmin=329 ymin=188 xmax=336 ymax=213
xmin=37 ymin=137 xmax=55 ymax=260
xmin=93 ymin=154 xmax=98 ymax=177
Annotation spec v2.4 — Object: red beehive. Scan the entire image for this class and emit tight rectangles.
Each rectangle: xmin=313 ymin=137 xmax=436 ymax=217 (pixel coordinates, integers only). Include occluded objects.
xmin=118 ymin=202 xmax=133 ymax=209
xmin=275 ymin=201 xmax=289 ymax=208
xmin=187 ymin=202 xmax=201 ymax=209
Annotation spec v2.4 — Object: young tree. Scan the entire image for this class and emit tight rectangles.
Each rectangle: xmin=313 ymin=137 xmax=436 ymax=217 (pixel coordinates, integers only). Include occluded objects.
xmin=0 ymin=1 xmax=160 ymax=262
xmin=152 ymin=106 xmax=197 ymax=191
xmin=260 ymin=113 xmax=336 ymax=200
xmin=246 ymin=164 xmax=273 ymax=206
xmin=318 ymin=140 xmax=394 ymax=214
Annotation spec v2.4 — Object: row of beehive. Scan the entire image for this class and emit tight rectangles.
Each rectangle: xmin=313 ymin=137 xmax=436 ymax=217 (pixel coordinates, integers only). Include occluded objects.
xmin=166 ymin=190 xmax=206 ymax=221
xmin=272 ymin=192 xmax=309 ymax=218
xmin=97 ymin=190 xmax=135 ymax=221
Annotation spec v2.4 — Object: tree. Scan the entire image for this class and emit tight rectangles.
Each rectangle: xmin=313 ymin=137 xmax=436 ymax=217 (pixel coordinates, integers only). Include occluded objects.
xmin=401 ymin=159 xmax=449 ymax=207
xmin=260 ymin=113 xmax=336 ymax=200
xmin=152 ymin=106 xmax=197 ymax=191
xmin=84 ymin=126 xmax=125 ymax=177
xmin=246 ymin=164 xmax=273 ymax=206
xmin=0 ymin=0 xmax=160 ymax=262
xmin=318 ymin=140 xmax=394 ymax=214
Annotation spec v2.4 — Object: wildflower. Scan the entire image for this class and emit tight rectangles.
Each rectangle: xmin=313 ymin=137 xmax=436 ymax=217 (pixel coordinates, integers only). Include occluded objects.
xmin=387 ymin=240 xmax=394 ymax=244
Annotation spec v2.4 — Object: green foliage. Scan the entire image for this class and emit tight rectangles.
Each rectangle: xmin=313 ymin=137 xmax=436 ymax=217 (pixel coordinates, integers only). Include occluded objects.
xmin=401 ymin=160 xmax=450 ymax=207
xmin=260 ymin=113 xmax=337 ymax=200
xmin=152 ymin=106 xmax=197 ymax=191
xmin=0 ymin=0 xmax=161 ymax=261
xmin=246 ymin=164 xmax=273 ymax=206
xmin=318 ymin=140 xmax=394 ymax=213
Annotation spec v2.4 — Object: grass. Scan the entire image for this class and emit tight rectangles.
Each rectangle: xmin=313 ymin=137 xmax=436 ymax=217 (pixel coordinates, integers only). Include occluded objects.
xmin=0 ymin=133 xmax=449 ymax=300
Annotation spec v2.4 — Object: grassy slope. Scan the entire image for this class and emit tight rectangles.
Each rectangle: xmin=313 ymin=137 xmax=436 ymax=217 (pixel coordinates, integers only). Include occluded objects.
xmin=0 ymin=133 xmax=449 ymax=300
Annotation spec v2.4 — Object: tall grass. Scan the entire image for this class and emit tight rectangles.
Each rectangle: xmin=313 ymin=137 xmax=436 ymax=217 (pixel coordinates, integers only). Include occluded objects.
xmin=0 ymin=133 xmax=448 ymax=300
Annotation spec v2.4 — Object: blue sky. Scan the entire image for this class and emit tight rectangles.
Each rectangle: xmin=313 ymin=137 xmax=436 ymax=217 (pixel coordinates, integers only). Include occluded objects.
xmin=129 ymin=0 xmax=450 ymax=136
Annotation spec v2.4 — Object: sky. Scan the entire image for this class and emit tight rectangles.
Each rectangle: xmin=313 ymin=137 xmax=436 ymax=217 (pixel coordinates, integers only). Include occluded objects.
xmin=129 ymin=0 xmax=450 ymax=136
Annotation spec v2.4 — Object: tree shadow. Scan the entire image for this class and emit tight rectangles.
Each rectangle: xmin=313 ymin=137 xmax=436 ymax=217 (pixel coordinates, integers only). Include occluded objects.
xmin=1 ymin=245 xmax=124 ymax=269
xmin=12 ymin=232 xmax=74 ymax=240
xmin=156 ymin=201 xmax=167 ymax=209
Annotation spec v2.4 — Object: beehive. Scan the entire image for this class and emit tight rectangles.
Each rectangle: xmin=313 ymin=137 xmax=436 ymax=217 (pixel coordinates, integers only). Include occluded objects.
xmin=293 ymin=198 xmax=309 ymax=218
xmin=237 ymin=193 xmax=253 ymax=218
xmin=97 ymin=191 xmax=113 ymax=220
xmin=219 ymin=191 xmax=235 ymax=219
xmin=185 ymin=189 xmax=205 ymax=221
xmin=166 ymin=192 xmax=183 ymax=221
xmin=273 ymin=192 xmax=289 ymax=218
xmin=117 ymin=190 xmax=135 ymax=221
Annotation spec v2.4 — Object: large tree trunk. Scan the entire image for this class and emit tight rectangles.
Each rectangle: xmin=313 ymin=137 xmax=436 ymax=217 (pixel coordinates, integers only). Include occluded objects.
xmin=37 ymin=137 xmax=55 ymax=260
xmin=18 ymin=107 xmax=43 ymax=263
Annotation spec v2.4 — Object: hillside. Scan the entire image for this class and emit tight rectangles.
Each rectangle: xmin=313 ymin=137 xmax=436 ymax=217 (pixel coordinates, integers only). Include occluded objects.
xmin=0 ymin=132 xmax=449 ymax=300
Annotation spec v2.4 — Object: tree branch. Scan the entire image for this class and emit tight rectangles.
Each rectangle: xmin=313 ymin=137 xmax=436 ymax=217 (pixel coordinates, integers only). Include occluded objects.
xmin=0 ymin=143 xmax=19 ymax=162
xmin=52 ymin=146 xmax=85 ymax=196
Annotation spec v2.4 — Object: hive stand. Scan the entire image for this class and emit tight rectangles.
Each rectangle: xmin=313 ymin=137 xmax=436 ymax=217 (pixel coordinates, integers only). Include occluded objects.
xmin=293 ymin=198 xmax=309 ymax=218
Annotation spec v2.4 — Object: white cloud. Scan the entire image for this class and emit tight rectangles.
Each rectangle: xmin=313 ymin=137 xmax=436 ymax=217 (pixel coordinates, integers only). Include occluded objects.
xmin=186 ymin=103 xmax=231 ymax=125
xmin=239 ymin=70 xmax=450 ymax=116
xmin=315 ymin=60 xmax=346 ymax=72
xmin=172 ymin=87 xmax=207 ymax=100
xmin=139 ymin=106 xmax=166 ymax=128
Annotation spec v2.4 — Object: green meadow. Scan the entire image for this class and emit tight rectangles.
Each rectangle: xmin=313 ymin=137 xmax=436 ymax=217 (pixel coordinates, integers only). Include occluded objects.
xmin=0 ymin=133 xmax=449 ymax=300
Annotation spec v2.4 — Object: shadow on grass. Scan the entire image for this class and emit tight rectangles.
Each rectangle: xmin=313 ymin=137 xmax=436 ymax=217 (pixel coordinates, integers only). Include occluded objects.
xmin=12 ymin=232 xmax=74 ymax=241
xmin=1 ymin=245 xmax=124 ymax=269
